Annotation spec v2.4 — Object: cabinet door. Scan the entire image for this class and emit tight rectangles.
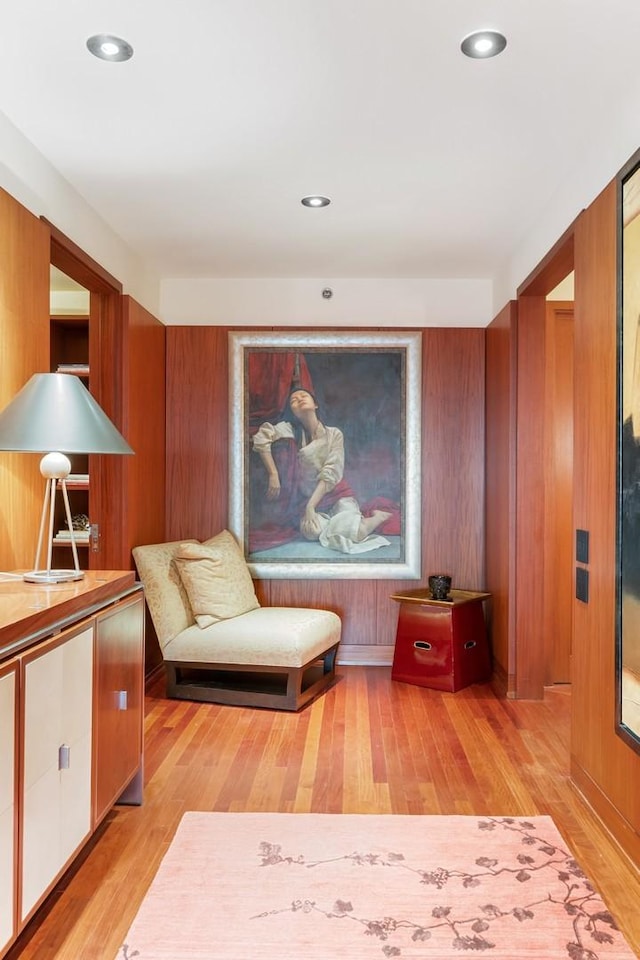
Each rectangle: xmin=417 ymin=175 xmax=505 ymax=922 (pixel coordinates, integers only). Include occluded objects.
xmin=21 ymin=625 xmax=94 ymax=922
xmin=93 ymin=593 xmax=144 ymax=824
xmin=0 ymin=663 xmax=17 ymax=954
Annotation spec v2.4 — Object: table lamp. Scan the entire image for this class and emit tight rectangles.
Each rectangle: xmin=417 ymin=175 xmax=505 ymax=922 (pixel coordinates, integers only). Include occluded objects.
xmin=0 ymin=373 xmax=134 ymax=584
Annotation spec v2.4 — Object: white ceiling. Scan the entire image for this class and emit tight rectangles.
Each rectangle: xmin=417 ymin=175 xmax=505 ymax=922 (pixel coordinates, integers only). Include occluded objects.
xmin=3 ymin=1 xmax=640 ymax=286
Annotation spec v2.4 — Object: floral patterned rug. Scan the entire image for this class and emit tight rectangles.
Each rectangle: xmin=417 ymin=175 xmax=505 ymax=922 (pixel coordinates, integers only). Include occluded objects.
xmin=116 ymin=813 xmax=636 ymax=959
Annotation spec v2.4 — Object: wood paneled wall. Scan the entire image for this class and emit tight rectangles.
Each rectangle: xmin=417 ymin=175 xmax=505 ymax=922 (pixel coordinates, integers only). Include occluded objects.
xmin=0 ymin=189 xmax=50 ymax=571
xmin=514 ymin=294 xmax=548 ymax=698
xmin=123 ymin=298 xmax=167 ymax=672
xmin=49 ymin=223 xmax=127 ymax=572
xmin=572 ymin=181 xmax=640 ymax=860
xmin=485 ymin=302 xmax=517 ymax=692
xmin=487 ymin=294 xmax=575 ymax=700
xmin=165 ymin=326 xmax=486 ymax=659
xmin=122 ymin=297 xmax=166 ymax=551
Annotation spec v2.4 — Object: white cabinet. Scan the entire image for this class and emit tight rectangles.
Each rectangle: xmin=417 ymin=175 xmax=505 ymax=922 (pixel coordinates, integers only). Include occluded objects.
xmin=0 ymin=571 xmax=143 ymax=958
xmin=21 ymin=625 xmax=94 ymax=922
xmin=0 ymin=663 xmax=17 ymax=954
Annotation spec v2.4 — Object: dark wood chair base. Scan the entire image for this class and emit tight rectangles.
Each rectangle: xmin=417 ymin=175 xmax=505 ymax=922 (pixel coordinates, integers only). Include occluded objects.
xmin=164 ymin=642 xmax=340 ymax=711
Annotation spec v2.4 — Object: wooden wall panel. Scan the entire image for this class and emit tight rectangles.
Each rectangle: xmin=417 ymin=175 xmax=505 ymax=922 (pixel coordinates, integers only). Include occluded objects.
xmin=514 ymin=295 xmax=547 ymax=698
xmin=485 ymin=302 xmax=517 ymax=692
xmin=90 ymin=291 xmax=128 ymax=569
xmin=165 ymin=326 xmax=486 ymax=657
xmin=123 ymin=297 xmax=166 ymax=551
xmin=166 ymin=327 xmax=230 ymax=542
xmin=49 ymin=224 xmax=125 ymax=571
xmin=123 ymin=298 xmax=167 ymax=673
xmin=543 ymin=303 xmax=574 ymax=684
xmin=421 ymin=328 xmax=486 ymax=589
xmin=572 ymin=181 xmax=640 ymax=856
xmin=0 ymin=189 xmax=50 ymax=571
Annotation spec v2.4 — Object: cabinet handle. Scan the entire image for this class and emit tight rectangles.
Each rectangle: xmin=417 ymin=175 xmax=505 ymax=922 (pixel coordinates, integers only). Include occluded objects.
xmin=414 ymin=641 xmax=432 ymax=650
xmin=89 ymin=523 xmax=100 ymax=552
xmin=58 ymin=744 xmax=71 ymax=770
xmin=464 ymin=640 xmax=476 ymax=650
xmin=116 ymin=690 xmax=128 ymax=711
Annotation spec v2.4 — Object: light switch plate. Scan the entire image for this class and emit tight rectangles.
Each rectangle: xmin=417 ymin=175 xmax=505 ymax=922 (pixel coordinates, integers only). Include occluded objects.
xmin=576 ymin=529 xmax=589 ymax=565
xmin=576 ymin=566 xmax=589 ymax=603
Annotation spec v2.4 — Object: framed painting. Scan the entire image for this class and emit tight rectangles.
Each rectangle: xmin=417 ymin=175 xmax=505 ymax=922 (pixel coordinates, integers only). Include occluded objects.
xmin=617 ymin=148 xmax=640 ymax=754
xmin=228 ymin=330 xmax=422 ymax=579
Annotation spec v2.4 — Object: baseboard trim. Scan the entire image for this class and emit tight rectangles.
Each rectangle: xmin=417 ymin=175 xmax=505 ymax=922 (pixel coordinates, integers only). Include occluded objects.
xmin=570 ymin=758 xmax=640 ymax=874
xmin=337 ymin=644 xmax=394 ymax=666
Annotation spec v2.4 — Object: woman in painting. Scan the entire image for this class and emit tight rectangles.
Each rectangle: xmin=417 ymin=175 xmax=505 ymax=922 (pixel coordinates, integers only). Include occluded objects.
xmin=252 ymin=388 xmax=392 ymax=554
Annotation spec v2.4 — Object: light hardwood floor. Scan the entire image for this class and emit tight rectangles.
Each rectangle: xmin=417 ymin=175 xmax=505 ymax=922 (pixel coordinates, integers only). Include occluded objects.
xmin=7 ymin=667 xmax=640 ymax=959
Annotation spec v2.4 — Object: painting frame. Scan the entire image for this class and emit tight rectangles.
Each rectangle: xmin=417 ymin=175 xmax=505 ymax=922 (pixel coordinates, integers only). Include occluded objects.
xmin=228 ymin=330 xmax=422 ymax=579
xmin=616 ymin=147 xmax=640 ymax=755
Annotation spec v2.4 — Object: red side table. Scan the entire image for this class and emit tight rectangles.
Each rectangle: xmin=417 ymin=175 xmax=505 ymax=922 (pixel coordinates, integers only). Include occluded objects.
xmin=391 ymin=588 xmax=491 ymax=692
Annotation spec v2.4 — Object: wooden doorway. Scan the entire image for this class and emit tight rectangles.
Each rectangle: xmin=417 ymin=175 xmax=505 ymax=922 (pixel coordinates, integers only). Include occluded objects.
xmin=47 ymin=221 xmax=126 ymax=569
xmin=515 ymin=228 xmax=575 ymax=696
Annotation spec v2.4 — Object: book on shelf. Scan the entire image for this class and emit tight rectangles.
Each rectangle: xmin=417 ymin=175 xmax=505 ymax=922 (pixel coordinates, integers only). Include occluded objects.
xmin=56 ymin=363 xmax=89 ymax=376
xmin=54 ymin=529 xmax=90 ymax=541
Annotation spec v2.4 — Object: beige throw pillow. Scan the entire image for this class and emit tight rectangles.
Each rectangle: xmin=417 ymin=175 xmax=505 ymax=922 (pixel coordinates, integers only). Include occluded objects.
xmin=174 ymin=530 xmax=260 ymax=628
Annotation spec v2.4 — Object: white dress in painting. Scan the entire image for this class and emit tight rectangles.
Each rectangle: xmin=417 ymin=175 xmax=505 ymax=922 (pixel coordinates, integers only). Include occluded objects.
xmin=252 ymin=421 xmax=390 ymax=554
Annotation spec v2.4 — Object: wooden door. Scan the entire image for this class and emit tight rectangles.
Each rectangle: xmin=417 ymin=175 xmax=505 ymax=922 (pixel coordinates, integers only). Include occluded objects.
xmin=93 ymin=593 xmax=144 ymax=824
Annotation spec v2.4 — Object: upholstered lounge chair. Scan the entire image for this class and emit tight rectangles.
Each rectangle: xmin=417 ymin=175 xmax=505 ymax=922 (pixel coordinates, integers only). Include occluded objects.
xmin=132 ymin=531 xmax=341 ymax=711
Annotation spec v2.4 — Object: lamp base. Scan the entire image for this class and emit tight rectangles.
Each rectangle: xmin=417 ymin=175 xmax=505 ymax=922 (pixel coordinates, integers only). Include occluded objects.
xmin=23 ymin=569 xmax=85 ymax=585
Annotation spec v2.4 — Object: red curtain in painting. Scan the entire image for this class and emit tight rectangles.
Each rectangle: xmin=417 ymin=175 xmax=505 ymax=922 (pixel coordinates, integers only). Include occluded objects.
xmin=248 ymin=351 xmax=314 ymax=550
xmin=247 ymin=352 xmax=314 ymax=430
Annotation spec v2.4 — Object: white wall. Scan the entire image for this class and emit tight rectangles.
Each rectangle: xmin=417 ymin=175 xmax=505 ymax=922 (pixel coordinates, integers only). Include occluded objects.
xmin=493 ymin=109 xmax=640 ymax=311
xmin=0 ymin=108 xmax=491 ymax=326
xmin=2 ymin=102 xmax=638 ymax=328
xmin=159 ymin=277 xmax=493 ymax=328
xmin=0 ymin=110 xmax=160 ymax=316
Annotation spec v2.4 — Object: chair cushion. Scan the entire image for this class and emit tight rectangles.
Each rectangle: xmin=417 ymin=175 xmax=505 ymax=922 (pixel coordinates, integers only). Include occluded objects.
xmin=132 ymin=539 xmax=197 ymax=649
xmin=174 ymin=530 xmax=260 ymax=628
xmin=163 ymin=606 xmax=341 ymax=667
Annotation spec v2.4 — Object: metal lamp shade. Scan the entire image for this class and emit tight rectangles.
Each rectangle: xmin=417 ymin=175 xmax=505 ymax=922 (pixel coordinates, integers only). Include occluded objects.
xmin=0 ymin=373 xmax=133 ymax=454
xmin=0 ymin=373 xmax=133 ymax=584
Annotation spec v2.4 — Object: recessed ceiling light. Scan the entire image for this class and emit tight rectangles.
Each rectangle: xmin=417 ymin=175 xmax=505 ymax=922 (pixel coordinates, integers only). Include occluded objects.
xmin=301 ymin=196 xmax=331 ymax=208
xmin=460 ymin=30 xmax=507 ymax=59
xmin=86 ymin=34 xmax=134 ymax=62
